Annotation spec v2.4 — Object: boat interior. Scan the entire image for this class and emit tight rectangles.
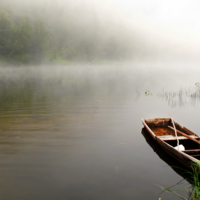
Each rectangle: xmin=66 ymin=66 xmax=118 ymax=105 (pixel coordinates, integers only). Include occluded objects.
xmin=144 ymin=118 xmax=200 ymax=159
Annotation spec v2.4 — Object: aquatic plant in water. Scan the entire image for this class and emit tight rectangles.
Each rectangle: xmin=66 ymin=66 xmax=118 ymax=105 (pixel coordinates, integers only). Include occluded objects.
xmin=157 ymin=84 xmax=200 ymax=107
xmin=145 ymin=90 xmax=150 ymax=95
xmin=159 ymin=163 xmax=200 ymax=200
xmin=195 ymin=82 xmax=200 ymax=88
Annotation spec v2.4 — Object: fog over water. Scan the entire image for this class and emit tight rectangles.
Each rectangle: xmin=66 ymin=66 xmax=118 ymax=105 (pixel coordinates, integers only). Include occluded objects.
xmin=0 ymin=0 xmax=200 ymax=199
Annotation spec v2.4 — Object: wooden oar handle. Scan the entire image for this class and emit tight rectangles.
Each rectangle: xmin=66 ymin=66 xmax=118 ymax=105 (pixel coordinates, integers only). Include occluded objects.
xmin=169 ymin=114 xmax=179 ymax=149
xmin=168 ymin=126 xmax=200 ymax=144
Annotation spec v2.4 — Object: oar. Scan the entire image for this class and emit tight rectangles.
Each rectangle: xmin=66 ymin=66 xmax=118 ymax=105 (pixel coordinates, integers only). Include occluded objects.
xmin=168 ymin=126 xmax=200 ymax=145
xmin=169 ymin=114 xmax=179 ymax=150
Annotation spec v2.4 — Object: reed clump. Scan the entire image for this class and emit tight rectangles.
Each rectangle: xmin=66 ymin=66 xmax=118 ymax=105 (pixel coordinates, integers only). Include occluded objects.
xmin=159 ymin=163 xmax=200 ymax=200
xmin=158 ymin=85 xmax=200 ymax=107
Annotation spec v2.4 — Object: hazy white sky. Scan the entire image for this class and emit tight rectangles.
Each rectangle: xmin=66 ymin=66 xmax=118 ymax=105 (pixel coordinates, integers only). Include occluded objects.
xmin=96 ymin=0 xmax=200 ymax=39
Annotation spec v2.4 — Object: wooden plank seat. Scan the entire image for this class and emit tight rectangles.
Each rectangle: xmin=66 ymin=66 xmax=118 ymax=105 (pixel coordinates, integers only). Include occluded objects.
xmin=182 ymin=149 xmax=200 ymax=154
xmin=157 ymin=135 xmax=199 ymax=141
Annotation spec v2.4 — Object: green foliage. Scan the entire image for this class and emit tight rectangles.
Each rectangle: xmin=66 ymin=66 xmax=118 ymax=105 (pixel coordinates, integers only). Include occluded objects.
xmin=145 ymin=90 xmax=150 ymax=95
xmin=0 ymin=5 xmax=50 ymax=64
xmin=0 ymin=10 xmax=14 ymax=56
xmin=187 ymin=163 xmax=200 ymax=199
xmin=0 ymin=1 xmax=136 ymax=64
xmin=48 ymin=48 xmax=70 ymax=64
xmin=31 ymin=19 xmax=50 ymax=61
xmin=9 ymin=16 xmax=32 ymax=58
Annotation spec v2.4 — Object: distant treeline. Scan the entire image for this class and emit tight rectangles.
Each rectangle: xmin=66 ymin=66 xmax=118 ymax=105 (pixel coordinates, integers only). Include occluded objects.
xmin=0 ymin=0 xmax=137 ymax=64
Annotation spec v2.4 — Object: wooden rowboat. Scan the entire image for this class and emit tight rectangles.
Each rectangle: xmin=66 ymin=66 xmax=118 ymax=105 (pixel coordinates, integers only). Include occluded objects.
xmin=142 ymin=118 xmax=200 ymax=170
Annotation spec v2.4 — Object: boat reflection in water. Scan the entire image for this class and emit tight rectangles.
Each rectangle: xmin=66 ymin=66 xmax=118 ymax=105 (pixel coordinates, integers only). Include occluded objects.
xmin=141 ymin=128 xmax=192 ymax=183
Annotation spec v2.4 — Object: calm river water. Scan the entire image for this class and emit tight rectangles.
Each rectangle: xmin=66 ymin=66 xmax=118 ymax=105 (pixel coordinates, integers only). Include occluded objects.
xmin=0 ymin=64 xmax=199 ymax=200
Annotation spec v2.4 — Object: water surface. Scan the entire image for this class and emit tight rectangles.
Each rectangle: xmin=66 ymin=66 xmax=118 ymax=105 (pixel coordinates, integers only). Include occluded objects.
xmin=0 ymin=65 xmax=199 ymax=200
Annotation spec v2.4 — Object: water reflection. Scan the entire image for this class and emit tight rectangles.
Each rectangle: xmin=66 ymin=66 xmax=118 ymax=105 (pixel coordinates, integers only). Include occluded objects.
xmin=141 ymin=128 xmax=192 ymax=183
xmin=158 ymin=87 xmax=200 ymax=108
